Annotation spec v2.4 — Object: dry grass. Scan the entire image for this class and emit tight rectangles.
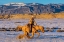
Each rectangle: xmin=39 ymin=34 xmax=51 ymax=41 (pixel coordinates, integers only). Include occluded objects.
xmin=0 ymin=13 xmax=64 ymax=19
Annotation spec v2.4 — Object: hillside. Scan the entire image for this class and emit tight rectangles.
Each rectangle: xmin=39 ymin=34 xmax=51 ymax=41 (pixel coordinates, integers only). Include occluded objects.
xmin=0 ymin=3 xmax=64 ymax=14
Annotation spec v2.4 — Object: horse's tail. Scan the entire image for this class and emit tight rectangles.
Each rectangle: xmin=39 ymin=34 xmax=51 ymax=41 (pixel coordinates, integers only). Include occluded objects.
xmin=15 ymin=26 xmax=18 ymax=31
xmin=15 ymin=26 xmax=22 ymax=31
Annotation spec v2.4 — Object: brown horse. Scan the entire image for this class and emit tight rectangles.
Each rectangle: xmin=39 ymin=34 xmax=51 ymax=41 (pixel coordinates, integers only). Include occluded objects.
xmin=16 ymin=25 xmax=40 ymax=39
xmin=33 ymin=25 xmax=44 ymax=33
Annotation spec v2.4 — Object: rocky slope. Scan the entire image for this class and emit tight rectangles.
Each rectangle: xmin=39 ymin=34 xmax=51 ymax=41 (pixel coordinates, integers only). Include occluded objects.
xmin=0 ymin=3 xmax=64 ymax=14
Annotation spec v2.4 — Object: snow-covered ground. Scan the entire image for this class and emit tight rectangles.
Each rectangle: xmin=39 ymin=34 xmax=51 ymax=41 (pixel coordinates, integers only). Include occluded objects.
xmin=0 ymin=18 xmax=64 ymax=42
xmin=0 ymin=18 xmax=64 ymax=28
xmin=0 ymin=31 xmax=64 ymax=42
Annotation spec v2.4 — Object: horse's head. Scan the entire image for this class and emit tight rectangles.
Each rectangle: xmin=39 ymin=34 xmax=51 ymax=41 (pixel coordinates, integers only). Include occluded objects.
xmin=33 ymin=25 xmax=45 ymax=33
xmin=38 ymin=25 xmax=44 ymax=33
xmin=41 ymin=26 xmax=44 ymax=33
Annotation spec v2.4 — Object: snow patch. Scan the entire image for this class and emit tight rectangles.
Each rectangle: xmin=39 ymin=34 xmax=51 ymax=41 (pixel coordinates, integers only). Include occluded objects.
xmin=4 ymin=3 xmax=26 ymax=6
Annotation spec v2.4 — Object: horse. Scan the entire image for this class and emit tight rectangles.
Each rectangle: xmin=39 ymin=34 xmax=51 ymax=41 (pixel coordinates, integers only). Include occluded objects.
xmin=33 ymin=25 xmax=44 ymax=33
xmin=16 ymin=24 xmax=40 ymax=39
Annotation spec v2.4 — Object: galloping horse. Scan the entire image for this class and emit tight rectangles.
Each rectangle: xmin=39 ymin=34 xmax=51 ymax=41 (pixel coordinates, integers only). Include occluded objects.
xmin=16 ymin=24 xmax=40 ymax=39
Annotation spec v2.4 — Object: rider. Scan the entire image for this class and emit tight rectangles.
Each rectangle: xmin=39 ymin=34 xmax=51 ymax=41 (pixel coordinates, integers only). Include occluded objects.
xmin=28 ymin=16 xmax=37 ymax=32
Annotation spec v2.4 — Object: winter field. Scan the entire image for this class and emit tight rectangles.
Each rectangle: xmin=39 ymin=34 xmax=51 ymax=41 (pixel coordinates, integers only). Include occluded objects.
xmin=0 ymin=18 xmax=64 ymax=42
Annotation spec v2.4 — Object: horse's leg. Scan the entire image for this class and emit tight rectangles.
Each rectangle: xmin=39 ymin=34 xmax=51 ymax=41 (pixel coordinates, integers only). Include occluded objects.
xmin=16 ymin=34 xmax=24 ymax=39
xmin=30 ymin=30 xmax=40 ymax=38
xmin=25 ymin=31 xmax=35 ymax=39
xmin=23 ymin=31 xmax=31 ymax=39
xmin=29 ymin=31 xmax=34 ymax=39
xmin=35 ymin=31 xmax=40 ymax=38
xmin=31 ymin=27 xmax=40 ymax=38
xmin=24 ymin=31 xmax=27 ymax=37
xmin=26 ymin=32 xmax=32 ymax=39
xmin=29 ymin=28 xmax=36 ymax=38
